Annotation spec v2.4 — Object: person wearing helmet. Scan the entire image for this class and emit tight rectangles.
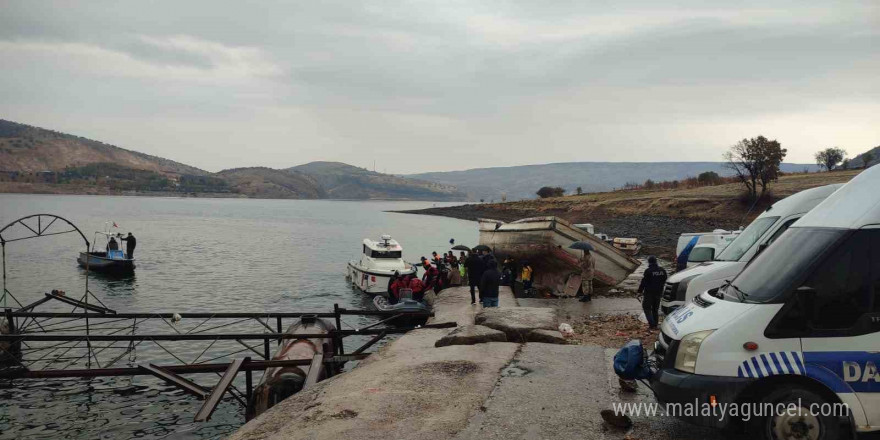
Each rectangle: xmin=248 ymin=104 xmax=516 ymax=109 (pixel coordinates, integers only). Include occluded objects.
xmin=637 ymin=256 xmax=667 ymax=329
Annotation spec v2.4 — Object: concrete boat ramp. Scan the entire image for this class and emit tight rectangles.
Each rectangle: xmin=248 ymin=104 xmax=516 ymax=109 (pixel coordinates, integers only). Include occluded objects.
xmin=229 ymin=286 xmax=731 ymax=440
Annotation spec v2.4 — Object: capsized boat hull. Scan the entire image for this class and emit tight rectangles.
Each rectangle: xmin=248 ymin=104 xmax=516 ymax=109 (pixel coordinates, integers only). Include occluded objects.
xmin=77 ymin=251 xmax=135 ymax=273
xmin=478 ymin=217 xmax=640 ymax=296
xmin=247 ymin=316 xmax=338 ymax=420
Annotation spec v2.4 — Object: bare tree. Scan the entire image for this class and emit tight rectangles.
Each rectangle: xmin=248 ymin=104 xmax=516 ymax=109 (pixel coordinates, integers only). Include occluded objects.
xmin=815 ymin=147 xmax=847 ymax=171
xmin=724 ymin=135 xmax=787 ymax=200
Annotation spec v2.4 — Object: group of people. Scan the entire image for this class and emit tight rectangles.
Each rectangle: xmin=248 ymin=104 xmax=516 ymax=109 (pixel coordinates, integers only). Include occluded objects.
xmin=463 ymin=248 xmax=502 ymax=307
xmin=382 ymin=244 xmax=672 ymax=323
xmin=106 ymin=232 xmax=137 ymax=258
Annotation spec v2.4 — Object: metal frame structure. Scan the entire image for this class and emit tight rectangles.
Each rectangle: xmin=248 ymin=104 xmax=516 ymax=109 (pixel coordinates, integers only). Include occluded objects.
xmin=0 ymin=214 xmax=453 ymax=422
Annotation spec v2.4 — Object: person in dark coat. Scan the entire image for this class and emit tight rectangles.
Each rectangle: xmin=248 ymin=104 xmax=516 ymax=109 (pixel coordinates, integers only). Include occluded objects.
xmin=465 ymin=252 xmax=486 ymax=304
xmin=121 ymin=232 xmax=137 ymax=258
xmin=479 ymin=258 xmax=501 ymax=308
xmin=638 ymin=256 xmax=668 ymax=329
xmin=107 ymin=237 xmax=119 ymax=252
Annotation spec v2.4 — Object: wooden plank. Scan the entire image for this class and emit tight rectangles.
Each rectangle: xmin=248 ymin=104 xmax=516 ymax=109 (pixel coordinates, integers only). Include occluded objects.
xmin=303 ymin=353 xmax=324 ymax=389
xmin=138 ymin=363 xmax=209 ymax=399
xmin=194 ymin=357 xmax=246 ymax=422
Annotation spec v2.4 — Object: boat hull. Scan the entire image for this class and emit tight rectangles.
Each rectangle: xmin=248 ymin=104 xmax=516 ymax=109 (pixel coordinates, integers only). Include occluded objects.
xmin=247 ymin=316 xmax=337 ymax=420
xmin=77 ymin=252 xmax=135 ymax=273
xmin=478 ymin=217 xmax=640 ymax=296
xmin=347 ymin=262 xmax=416 ymax=295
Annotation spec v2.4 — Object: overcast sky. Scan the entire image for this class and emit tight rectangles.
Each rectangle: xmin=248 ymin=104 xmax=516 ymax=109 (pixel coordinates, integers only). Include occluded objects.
xmin=1 ymin=1 xmax=877 ymax=173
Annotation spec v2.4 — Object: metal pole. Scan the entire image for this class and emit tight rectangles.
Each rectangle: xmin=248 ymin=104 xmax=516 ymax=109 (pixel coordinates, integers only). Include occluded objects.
xmin=333 ymin=303 xmax=344 ymax=356
xmin=263 ymin=337 xmax=270 ymax=360
xmin=276 ymin=317 xmax=282 ymax=346
xmin=1 ymin=243 xmax=6 ymax=309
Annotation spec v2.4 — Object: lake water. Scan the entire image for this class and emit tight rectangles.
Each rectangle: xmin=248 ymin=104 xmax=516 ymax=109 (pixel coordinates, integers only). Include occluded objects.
xmin=0 ymin=194 xmax=476 ymax=440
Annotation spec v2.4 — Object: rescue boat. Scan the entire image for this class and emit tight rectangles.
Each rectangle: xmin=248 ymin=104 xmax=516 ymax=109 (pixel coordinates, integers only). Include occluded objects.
xmin=347 ymin=235 xmax=416 ymax=294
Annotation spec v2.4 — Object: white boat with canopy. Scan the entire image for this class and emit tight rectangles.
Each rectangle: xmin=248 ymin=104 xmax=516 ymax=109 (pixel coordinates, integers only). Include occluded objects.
xmin=347 ymin=235 xmax=416 ymax=294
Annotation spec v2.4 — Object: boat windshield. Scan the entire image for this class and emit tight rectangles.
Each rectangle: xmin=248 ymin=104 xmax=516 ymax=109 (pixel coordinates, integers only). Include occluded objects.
xmin=715 ymin=216 xmax=779 ymax=262
xmin=371 ymin=250 xmax=402 ymax=259
xmin=720 ymin=227 xmax=846 ymax=304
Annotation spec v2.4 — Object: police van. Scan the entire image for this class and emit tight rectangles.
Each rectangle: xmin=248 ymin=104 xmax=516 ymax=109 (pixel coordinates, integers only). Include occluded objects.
xmin=660 ymin=184 xmax=843 ymax=314
xmin=652 ymin=166 xmax=879 ymax=439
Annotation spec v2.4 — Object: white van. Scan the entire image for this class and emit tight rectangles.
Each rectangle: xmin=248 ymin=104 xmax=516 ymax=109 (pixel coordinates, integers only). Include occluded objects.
xmin=661 ymin=184 xmax=843 ymax=314
xmin=651 ymin=167 xmax=878 ymax=439
xmin=675 ymin=230 xmax=740 ymax=270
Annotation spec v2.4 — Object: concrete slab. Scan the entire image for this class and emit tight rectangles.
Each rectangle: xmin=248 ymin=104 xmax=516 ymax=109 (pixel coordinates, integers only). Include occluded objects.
xmin=475 ymin=307 xmax=558 ymax=342
xmin=454 ymin=343 xmax=611 ymax=440
xmin=518 ymin=296 xmax=645 ymax=325
xmin=435 ymin=325 xmax=507 ymax=347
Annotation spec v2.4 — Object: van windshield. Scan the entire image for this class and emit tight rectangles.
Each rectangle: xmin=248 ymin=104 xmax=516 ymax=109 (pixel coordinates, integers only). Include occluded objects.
xmin=715 ymin=216 xmax=779 ymax=262
xmin=721 ymin=227 xmax=846 ymax=304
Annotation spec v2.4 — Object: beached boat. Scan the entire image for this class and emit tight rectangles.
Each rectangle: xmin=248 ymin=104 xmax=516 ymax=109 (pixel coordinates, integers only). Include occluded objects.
xmin=77 ymin=231 xmax=135 ymax=273
xmin=247 ymin=315 xmax=338 ymax=419
xmin=478 ymin=217 xmax=640 ymax=296
xmin=347 ymin=235 xmax=416 ymax=295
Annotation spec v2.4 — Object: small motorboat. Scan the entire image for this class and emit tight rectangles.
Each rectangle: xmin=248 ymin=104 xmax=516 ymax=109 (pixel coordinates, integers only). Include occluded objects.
xmin=372 ymin=295 xmax=431 ymax=326
xmin=347 ymin=234 xmax=416 ymax=295
xmin=247 ymin=315 xmax=338 ymax=420
xmin=77 ymin=231 xmax=135 ymax=273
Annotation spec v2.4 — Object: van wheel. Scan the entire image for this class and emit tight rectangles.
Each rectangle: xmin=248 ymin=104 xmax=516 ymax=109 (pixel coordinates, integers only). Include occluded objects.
xmin=750 ymin=387 xmax=842 ymax=440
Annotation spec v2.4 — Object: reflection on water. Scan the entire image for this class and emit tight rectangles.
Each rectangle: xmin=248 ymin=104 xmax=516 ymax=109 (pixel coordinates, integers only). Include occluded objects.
xmin=0 ymin=194 xmax=476 ymax=440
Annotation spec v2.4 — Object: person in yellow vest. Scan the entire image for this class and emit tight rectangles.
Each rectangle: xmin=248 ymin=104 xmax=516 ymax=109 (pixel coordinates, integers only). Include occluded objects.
xmin=521 ymin=261 xmax=534 ymax=293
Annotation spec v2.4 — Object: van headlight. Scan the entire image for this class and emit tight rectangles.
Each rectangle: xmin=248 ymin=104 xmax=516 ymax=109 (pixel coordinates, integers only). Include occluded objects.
xmin=674 ymin=330 xmax=714 ymax=373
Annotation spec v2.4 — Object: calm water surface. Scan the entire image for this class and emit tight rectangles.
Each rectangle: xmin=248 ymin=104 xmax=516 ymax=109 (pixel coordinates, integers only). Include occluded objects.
xmin=0 ymin=194 xmax=475 ymax=440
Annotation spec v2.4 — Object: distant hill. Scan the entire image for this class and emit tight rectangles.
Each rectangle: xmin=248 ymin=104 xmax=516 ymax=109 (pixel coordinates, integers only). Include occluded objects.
xmin=217 ymin=167 xmax=325 ymax=199
xmin=287 ymin=161 xmax=466 ymax=201
xmin=850 ymin=145 xmax=880 ymax=169
xmin=407 ymin=162 xmax=823 ymax=201
xmin=0 ymin=119 xmax=466 ymax=200
xmin=0 ymin=119 xmax=207 ymax=176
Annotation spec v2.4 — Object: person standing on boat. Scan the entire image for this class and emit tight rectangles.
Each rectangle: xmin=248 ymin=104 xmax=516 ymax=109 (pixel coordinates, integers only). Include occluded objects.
xmin=465 ymin=252 xmax=486 ymax=305
xmin=121 ymin=232 xmax=137 ymax=259
xmin=107 ymin=236 xmax=119 ymax=252
xmin=579 ymin=249 xmax=596 ymax=302
xmin=637 ymin=256 xmax=667 ymax=330
xmin=480 ymin=258 xmax=501 ymax=308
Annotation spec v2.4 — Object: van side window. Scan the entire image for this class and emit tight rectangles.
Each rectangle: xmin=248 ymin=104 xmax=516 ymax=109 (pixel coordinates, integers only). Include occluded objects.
xmin=766 ymin=218 xmax=800 ymax=246
xmin=799 ymin=230 xmax=877 ymax=331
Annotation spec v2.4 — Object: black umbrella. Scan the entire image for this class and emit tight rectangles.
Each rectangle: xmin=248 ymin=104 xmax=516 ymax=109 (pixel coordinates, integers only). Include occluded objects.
xmin=569 ymin=241 xmax=595 ymax=252
xmin=451 ymin=244 xmax=471 ymax=251
xmin=472 ymin=244 xmax=491 ymax=252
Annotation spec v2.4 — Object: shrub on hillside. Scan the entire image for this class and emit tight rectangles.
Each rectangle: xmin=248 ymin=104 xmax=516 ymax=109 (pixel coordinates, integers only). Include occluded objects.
xmin=536 ymin=186 xmax=565 ymax=198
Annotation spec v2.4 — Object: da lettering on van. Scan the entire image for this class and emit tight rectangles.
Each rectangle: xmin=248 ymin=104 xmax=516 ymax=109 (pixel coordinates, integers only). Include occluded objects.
xmin=843 ymin=361 xmax=880 ymax=383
